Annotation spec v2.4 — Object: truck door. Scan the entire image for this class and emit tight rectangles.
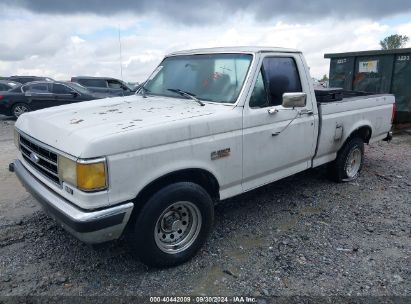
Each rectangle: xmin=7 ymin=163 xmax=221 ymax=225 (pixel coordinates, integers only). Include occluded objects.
xmin=242 ymin=54 xmax=316 ymax=191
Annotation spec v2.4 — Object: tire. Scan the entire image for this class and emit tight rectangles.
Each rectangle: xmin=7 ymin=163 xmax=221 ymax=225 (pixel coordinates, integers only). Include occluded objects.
xmin=328 ymin=137 xmax=364 ymax=182
xmin=11 ymin=103 xmax=30 ymax=119
xmin=128 ymin=182 xmax=214 ymax=268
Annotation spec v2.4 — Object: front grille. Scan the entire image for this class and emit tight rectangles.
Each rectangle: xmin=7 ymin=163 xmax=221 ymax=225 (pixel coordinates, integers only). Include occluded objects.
xmin=19 ymin=134 xmax=60 ymax=184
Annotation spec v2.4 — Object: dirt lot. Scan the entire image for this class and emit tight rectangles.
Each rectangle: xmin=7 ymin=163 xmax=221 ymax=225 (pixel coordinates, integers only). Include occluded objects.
xmin=0 ymin=114 xmax=410 ymax=298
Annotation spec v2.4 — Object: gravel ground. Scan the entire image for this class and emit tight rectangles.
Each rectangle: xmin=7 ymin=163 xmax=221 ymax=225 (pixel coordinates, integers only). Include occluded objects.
xmin=0 ymin=115 xmax=410 ymax=298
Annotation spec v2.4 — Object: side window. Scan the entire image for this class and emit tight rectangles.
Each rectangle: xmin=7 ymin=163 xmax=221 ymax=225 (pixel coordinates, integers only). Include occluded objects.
xmin=262 ymin=57 xmax=302 ymax=106
xmin=27 ymin=83 xmax=50 ymax=93
xmin=249 ymin=70 xmax=269 ymax=108
xmin=52 ymin=84 xmax=73 ymax=94
xmin=79 ymin=79 xmax=107 ymax=88
xmin=107 ymin=80 xmax=123 ymax=89
xmin=20 ymin=78 xmax=32 ymax=84
xmin=0 ymin=84 xmax=7 ymax=91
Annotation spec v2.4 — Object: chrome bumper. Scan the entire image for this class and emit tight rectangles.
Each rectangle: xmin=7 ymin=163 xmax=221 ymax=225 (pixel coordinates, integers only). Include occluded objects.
xmin=12 ymin=159 xmax=134 ymax=244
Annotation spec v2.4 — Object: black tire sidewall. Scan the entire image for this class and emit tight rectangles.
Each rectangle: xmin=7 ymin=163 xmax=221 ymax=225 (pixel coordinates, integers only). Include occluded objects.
xmin=129 ymin=182 xmax=214 ymax=268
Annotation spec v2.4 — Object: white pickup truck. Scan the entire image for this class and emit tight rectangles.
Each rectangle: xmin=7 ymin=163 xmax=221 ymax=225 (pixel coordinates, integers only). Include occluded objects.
xmin=12 ymin=47 xmax=394 ymax=267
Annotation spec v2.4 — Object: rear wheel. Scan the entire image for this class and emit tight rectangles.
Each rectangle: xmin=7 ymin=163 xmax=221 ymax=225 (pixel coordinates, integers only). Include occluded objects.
xmin=12 ymin=103 xmax=30 ymax=119
xmin=128 ymin=182 xmax=214 ymax=268
xmin=328 ymin=137 xmax=364 ymax=182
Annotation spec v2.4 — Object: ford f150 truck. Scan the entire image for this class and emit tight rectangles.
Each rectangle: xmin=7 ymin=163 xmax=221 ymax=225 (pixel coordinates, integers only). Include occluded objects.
xmin=11 ymin=47 xmax=394 ymax=267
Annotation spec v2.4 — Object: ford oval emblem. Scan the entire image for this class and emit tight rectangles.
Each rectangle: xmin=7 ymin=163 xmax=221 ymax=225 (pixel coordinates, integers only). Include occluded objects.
xmin=30 ymin=152 xmax=40 ymax=163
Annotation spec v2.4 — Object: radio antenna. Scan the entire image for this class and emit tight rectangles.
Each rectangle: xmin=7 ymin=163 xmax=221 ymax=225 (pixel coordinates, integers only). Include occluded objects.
xmin=118 ymin=26 xmax=125 ymax=97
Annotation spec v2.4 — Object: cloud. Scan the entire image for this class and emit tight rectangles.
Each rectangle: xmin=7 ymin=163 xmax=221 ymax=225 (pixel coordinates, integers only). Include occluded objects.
xmin=4 ymin=0 xmax=411 ymax=25
xmin=0 ymin=12 xmax=398 ymax=81
xmin=71 ymin=36 xmax=85 ymax=44
xmin=0 ymin=3 xmax=410 ymax=82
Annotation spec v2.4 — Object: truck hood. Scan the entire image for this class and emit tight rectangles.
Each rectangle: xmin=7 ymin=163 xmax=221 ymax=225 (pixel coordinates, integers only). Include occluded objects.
xmin=15 ymin=94 xmax=239 ymax=158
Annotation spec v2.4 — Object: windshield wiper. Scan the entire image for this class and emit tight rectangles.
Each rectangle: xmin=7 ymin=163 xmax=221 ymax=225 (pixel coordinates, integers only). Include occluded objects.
xmin=167 ymin=88 xmax=205 ymax=106
xmin=137 ymin=85 xmax=151 ymax=98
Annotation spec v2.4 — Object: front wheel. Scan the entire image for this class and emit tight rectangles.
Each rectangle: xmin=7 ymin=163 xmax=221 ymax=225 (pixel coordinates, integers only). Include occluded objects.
xmin=328 ymin=137 xmax=364 ymax=182
xmin=12 ymin=103 xmax=30 ymax=119
xmin=128 ymin=182 xmax=214 ymax=268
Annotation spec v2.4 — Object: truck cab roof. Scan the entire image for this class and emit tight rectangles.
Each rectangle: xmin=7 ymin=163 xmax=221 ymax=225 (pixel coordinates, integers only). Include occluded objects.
xmin=167 ymin=46 xmax=301 ymax=56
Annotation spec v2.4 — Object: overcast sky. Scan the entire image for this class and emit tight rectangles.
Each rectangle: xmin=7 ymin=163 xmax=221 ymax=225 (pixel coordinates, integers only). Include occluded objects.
xmin=1 ymin=1 xmax=411 ymax=82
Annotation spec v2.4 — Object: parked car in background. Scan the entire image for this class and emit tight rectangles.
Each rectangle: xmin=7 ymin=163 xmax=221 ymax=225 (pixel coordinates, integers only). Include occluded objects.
xmin=0 ymin=81 xmax=103 ymax=118
xmin=127 ymin=82 xmax=141 ymax=91
xmin=6 ymin=76 xmax=54 ymax=84
xmin=71 ymin=76 xmax=136 ymax=96
xmin=0 ymin=80 xmax=21 ymax=91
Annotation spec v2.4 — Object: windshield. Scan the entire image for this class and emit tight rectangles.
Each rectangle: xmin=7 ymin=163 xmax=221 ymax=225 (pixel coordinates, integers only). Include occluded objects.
xmin=65 ymin=82 xmax=92 ymax=94
xmin=144 ymin=53 xmax=253 ymax=103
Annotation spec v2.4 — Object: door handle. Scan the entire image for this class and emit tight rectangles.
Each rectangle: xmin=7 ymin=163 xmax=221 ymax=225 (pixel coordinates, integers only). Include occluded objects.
xmin=267 ymin=108 xmax=279 ymax=115
xmin=299 ymin=109 xmax=314 ymax=116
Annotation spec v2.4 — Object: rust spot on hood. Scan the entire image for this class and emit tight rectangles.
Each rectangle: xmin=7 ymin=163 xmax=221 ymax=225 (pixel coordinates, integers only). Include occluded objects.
xmin=122 ymin=125 xmax=136 ymax=130
xmin=70 ymin=119 xmax=84 ymax=124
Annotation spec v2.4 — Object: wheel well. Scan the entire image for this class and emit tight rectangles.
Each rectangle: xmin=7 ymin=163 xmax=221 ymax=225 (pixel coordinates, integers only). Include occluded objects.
xmin=124 ymin=169 xmax=220 ymax=232
xmin=136 ymin=168 xmax=219 ymax=206
xmin=347 ymin=126 xmax=372 ymax=144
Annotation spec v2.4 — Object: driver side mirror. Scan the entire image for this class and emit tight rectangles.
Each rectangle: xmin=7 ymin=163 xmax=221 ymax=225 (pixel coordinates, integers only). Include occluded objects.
xmin=282 ymin=92 xmax=307 ymax=108
xmin=70 ymin=91 xmax=79 ymax=98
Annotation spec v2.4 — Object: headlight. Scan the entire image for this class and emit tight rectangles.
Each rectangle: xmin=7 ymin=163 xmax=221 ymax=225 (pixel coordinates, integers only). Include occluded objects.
xmin=58 ymin=156 xmax=107 ymax=191
xmin=14 ymin=128 xmax=19 ymax=148
xmin=58 ymin=156 xmax=77 ymax=186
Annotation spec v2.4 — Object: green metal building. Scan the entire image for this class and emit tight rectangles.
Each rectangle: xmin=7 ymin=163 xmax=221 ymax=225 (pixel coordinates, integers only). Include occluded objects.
xmin=325 ymin=48 xmax=411 ymax=123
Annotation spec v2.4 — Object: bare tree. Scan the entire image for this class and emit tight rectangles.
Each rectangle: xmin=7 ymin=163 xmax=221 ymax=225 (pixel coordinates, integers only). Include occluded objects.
xmin=380 ymin=34 xmax=409 ymax=50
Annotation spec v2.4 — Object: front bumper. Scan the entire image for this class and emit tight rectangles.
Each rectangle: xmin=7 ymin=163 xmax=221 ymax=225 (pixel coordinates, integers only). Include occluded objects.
xmin=12 ymin=159 xmax=134 ymax=244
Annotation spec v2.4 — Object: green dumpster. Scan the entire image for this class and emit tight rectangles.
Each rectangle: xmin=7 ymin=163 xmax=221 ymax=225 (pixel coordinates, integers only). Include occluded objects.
xmin=325 ymin=48 xmax=411 ymax=123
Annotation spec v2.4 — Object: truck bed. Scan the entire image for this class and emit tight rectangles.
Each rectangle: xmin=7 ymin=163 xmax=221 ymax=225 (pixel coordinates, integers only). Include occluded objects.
xmin=312 ymin=93 xmax=394 ymax=168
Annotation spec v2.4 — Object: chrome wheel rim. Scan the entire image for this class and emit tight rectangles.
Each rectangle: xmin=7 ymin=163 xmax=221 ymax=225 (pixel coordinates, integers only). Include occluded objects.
xmin=345 ymin=147 xmax=362 ymax=178
xmin=154 ymin=201 xmax=202 ymax=254
xmin=13 ymin=105 xmax=28 ymax=117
